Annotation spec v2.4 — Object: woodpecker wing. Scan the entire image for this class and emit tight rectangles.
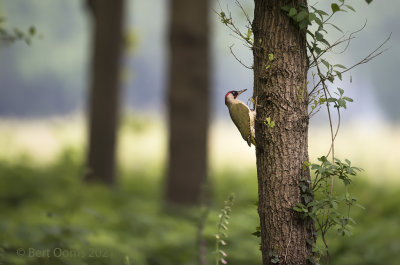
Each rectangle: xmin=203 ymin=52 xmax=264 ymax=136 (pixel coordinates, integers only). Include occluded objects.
xmin=228 ymin=102 xmax=253 ymax=146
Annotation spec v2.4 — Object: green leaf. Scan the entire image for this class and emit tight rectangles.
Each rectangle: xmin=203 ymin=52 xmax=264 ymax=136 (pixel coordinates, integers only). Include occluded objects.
xmin=321 ymin=38 xmax=330 ymax=46
xmin=343 ymin=97 xmax=353 ymax=102
xmin=299 ymin=20 xmax=308 ymax=29
xmin=331 ymin=3 xmax=340 ymax=13
xmin=295 ymin=10 xmax=308 ymax=22
xmin=281 ymin=5 xmax=291 ymax=12
xmin=319 ymin=156 xmax=328 ymax=162
xmin=321 ymin=59 xmax=330 ymax=69
xmin=313 ymin=8 xmax=329 ymax=17
xmin=335 ymin=71 xmax=342 ymax=81
xmin=314 ymin=17 xmax=323 ymax=27
xmin=252 ymin=230 xmax=261 ymax=237
xmin=356 ymin=203 xmax=366 ymax=210
xmin=330 ymin=23 xmax=343 ymax=33
xmin=308 ymin=13 xmax=317 ymax=22
xmin=29 ymin=26 xmax=36 ymax=35
xmin=337 ymin=98 xmax=347 ymax=108
xmin=268 ymin=53 xmax=274 ymax=61
xmin=327 ymin=98 xmax=337 ymax=103
xmin=246 ymin=28 xmax=252 ymax=38
xmin=345 ymin=5 xmax=356 ymax=12
xmin=337 ymin=87 xmax=344 ymax=95
xmin=334 ymin=64 xmax=347 ymax=69
xmin=293 ymin=203 xmax=308 ymax=213
xmin=289 ymin=8 xmax=297 ymax=17
xmin=315 ymin=31 xmax=324 ymax=41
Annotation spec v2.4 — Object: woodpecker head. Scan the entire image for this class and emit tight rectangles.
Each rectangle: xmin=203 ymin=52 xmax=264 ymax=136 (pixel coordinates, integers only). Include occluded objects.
xmin=224 ymin=89 xmax=247 ymax=105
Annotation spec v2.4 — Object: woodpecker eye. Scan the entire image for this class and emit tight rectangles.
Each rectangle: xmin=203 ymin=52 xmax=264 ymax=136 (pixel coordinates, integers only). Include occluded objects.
xmin=232 ymin=91 xmax=238 ymax=97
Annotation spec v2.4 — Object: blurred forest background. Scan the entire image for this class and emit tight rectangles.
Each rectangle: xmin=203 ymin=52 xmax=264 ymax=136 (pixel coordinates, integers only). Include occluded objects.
xmin=0 ymin=0 xmax=399 ymax=265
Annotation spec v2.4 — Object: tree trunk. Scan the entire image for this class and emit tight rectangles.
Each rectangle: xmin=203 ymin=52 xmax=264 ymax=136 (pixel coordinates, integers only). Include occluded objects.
xmin=85 ymin=0 xmax=124 ymax=185
xmin=252 ymin=0 xmax=315 ymax=264
xmin=166 ymin=0 xmax=210 ymax=204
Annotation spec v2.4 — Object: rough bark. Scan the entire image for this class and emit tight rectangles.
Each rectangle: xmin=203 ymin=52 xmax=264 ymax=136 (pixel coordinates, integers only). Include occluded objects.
xmin=85 ymin=0 xmax=124 ymax=185
xmin=166 ymin=0 xmax=210 ymax=204
xmin=252 ymin=0 xmax=315 ymax=264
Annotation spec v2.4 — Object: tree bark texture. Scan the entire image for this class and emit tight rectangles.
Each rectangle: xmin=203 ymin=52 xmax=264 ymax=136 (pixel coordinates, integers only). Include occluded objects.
xmin=166 ymin=0 xmax=210 ymax=204
xmin=85 ymin=0 xmax=124 ymax=185
xmin=252 ymin=0 xmax=315 ymax=264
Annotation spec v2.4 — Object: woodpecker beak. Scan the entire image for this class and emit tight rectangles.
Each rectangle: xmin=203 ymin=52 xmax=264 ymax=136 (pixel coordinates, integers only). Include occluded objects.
xmin=237 ymin=89 xmax=247 ymax=96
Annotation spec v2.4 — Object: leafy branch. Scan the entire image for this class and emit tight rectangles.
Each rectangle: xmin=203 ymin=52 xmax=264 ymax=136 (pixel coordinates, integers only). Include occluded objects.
xmin=0 ymin=18 xmax=37 ymax=47
xmin=296 ymin=157 xmax=363 ymax=263
xmin=215 ymin=1 xmax=254 ymax=69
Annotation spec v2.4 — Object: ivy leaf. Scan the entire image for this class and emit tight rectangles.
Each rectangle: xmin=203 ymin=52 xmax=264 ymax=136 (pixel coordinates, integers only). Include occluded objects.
xmin=289 ymin=8 xmax=297 ymax=17
xmin=299 ymin=20 xmax=308 ymax=30
xmin=331 ymin=3 xmax=340 ymax=13
xmin=268 ymin=53 xmax=274 ymax=61
xmin=293 ymin=203 xmax=308 ymax=213
xmin=281 ymin=5 xmax=291 ymax=12
xmin=295 ymin=10 xmax=308 ymax=22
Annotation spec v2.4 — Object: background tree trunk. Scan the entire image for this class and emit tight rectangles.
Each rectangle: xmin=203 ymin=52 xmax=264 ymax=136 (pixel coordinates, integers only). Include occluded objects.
xmin=85 ymin=0 xmax=124 ymax=185
xmin=252 ymin=0 xmax=315 ymax=264
xmin=166 ymin=0 xmax=210 ymax=204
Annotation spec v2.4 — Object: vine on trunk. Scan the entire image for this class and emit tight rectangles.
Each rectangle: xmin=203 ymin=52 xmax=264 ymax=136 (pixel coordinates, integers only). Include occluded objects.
xmin=217 ymin=0 xmax=388 ymax=264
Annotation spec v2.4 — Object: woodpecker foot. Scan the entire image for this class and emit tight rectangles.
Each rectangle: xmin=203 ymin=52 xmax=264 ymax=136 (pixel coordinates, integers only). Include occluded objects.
xmin=253 ymin=96 xmax=258 ymax=112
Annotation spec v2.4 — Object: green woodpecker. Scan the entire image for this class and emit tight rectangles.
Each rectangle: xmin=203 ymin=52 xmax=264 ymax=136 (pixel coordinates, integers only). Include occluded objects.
xmin=224 ymin=89 xmax=256 ymax=146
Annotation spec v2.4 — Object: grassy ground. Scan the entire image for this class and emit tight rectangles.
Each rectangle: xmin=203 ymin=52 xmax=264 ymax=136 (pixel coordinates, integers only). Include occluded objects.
xmin=0 ymin=117 xmax=399 ymax=265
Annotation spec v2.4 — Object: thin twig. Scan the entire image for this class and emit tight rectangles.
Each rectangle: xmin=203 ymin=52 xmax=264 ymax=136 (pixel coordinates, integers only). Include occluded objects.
xmin=235 ymin=0 xmax=252 ymax=26
xmin=337 ymin=20 xmax=367 ymax=54
xmin=229 ymin=44 xmax=253 ymax=69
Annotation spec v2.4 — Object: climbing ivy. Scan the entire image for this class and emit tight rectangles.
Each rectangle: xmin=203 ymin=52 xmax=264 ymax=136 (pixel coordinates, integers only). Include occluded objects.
xmin=217 ymin=0 xmax=386 ymax=264
xmin=280 ymin=0 xmax=387 ymax=263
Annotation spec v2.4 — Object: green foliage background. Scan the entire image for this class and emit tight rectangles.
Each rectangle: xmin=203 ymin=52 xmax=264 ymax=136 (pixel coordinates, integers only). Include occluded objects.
xmin=0 ymin=146 xmax=399 ymax=265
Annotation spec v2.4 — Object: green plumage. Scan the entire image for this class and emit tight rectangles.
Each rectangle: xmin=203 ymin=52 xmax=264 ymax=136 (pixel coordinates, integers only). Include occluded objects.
xmin=228 ymin=102 xmax=256 ymax=146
